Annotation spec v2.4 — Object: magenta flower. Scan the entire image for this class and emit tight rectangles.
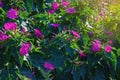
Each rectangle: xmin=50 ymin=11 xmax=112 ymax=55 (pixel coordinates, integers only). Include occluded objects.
xmin=95 ymin=17 xmax=99 ymax=22
xmin=21 ymin=27 xmax=25 ymax=33
xmin=4 ymin=22 xmax=17 ymax=31
xmin=48 ymin=9 xmax=55 ymax=14
xmin=0 ymin=32 xmax=9 ymax=41
xmin=43 ymin=62 xmax=55 ymax=70
xmin=99 ymin=11 xmax=104 ymax=17
xmin=6 ymin=9 xmax=18 ymax=19
xmin=50 ymin=23 xmax=60 ymax=28
xmin=71 ymin=30 xmax=80 ymax=38
xmin=0 ymin=1 xmax=3 ymax=7
xmin=65 ymin=7 xmax=76 ymax=14
xmin=91 ymin=40 xmax=101 ymax=52
xmin=105 ymin=31 xmax=113 ymax=36
xmin=88 ymin=32 xmax=93 ymax=37
xmin=78 ymin=51 xmax=86 ymax=57
xmin=61 ymin=0 xmax=69 ymax=7
xmin=19 ymin=42 xmax=30 ymax=56
xmin=104 ymin=45 xmax=112 ymax=53
xmin=34 ymin=28 xmax=43 ymax=39
xmin=51 ymin=2 xmax=59 ymax=10
xmin=108 ymin=40 xmax=112 ymax=45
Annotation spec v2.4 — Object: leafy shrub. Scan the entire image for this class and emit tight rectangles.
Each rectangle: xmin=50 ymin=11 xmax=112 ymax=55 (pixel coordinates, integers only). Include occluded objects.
xmin=0 ymin=0 xmax=120 ymax=80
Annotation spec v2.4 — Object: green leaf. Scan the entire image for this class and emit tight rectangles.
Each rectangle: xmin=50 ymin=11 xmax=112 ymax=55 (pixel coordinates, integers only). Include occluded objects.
xmin=72 ymin=68 xmax=81 ymax=80
xmin=95 ymin=70 xmax=105 ymax=80
xmin=49 ymin=52 xmax=66 ymax=69
xmin=30 ymin=54 xmax=44 ymax=67
xmin=70 ymin=42 xmax=79 ymax=50
xmin=110 ymin=51 xmax=117 ymax=71
xmin=0 ymin=67 xmax=18 ymax=80
xmin=117 ymin=48 xmax=120 ymax=56
xmin=36 ymin=0 xmax=44 ymax=12
xmin=19 ymin=11 xmax=29 ymax=19
xmin=11 ymin=48 xmax=24 ymax=67
xmin=45 ymin=0 xmax=53 ymax=3
xmin=83 ymin=33 xmax=89 ymax=49
xmin=65 ymin=46 xmax=73 ymax=58
xmin=23 ymin=0 xmax=33 ymax=12
xmin=0 ymin=68 xmax=9 ymax=80
xmin=16 ymin=73 xmax=30 ymax=80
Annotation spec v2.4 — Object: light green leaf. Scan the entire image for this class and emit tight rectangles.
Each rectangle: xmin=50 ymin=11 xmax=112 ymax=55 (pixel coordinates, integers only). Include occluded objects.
xmin=117 ymin=48 xmax=120 ymax=56
xmin=111 ymin=51 xmax=117 ymax=71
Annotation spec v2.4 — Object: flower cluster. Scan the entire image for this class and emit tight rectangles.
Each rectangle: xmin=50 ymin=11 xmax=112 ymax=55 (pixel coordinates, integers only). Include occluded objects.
xmin=0 ymin=0 xmax=118 ymax=80
xmin=65 ymin=7 xmax=76 ymax=14
xmin=6 ymin=8 xmax=18 ymax=19
xmin=34 ymin=28 xmax=43 ymax=39
xmin=19 ymin=42 xmax=30 ymax=56
xmin=43 ymin=62 xmax=55 ymax=70
xmin=70 ymin=30 xmax=80 ymax=38
xmin=50 ymin=23 xmax=60 ymax=28
xmin=0 ymin=32 xmax=9 ymax=41
xmin=48 ymin=1 xmax=75 ymax=14
xmin=4 ymin=22 xmax=17 ymax=31
xmin=91 ymin=40 xmax=101 ymax=52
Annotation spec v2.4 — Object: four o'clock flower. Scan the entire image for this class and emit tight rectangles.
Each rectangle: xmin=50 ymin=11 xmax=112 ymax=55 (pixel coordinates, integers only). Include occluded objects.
xmin=108 ymin=40 xmax=112 ymax=45
xmin=19 ymin=42 xmax=30 ymax=56
xmin=104 ymin=45 xmax=112 ymax=53
xmin=88 ymin=32 xmax=93 ymax=37
xmin=34 ymin=28 xmax=43 ymax=39
xmin=78 ymin=51 xmax=86 ymax=58
xmin=65 ymin=7 xmax=76 ymax=14
xmin=4 ymin=22 xmax=17 ymax=31
xmin=99 ymin=11 xmax=104 ymax=17
xmin=0 ymin=1 xmax=114 ymax=66
xmin=61 ymin=0 xmax=69 ymax=7
xmin=21 ymin=27 xmax=25 ymax=33
xmin=70 ymin=30 xmax=80 ymax=38
xmin=6 ymin=8 xmax=18 ymax=19
xmin=43 ymin=62 xmax=55 ymax=70
xmin=47 ymin=9 xmax=55 ymax=14
xmin=51 ymin=2 xmax=59 ymax=10
xmin=91 ymin=40 xmax=101 ymax=52
xmin=50 ymin=23 xmax=60 ymax=28
xmin=0 ymin=32 xmax=9 ymax=41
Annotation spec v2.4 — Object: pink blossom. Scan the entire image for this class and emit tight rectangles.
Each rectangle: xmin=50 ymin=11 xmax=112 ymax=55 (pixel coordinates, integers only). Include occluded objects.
xmin=108 ymin=40 xmax=112 ymax=45
xmin=65 ymin=7 xmax=76 ymax=14
xmin=104 ymin=45 xmax=112 ymax=53
xmin=78 ymin=51 xmax=86 ymax=57
xmin=88 ymin=32 xmax=93 ymax=37
xmin=4 ymin=22 xmax=17 ymax=31
xmin=95 ymin=17 xmax=98 ymax=22
xmin=51 ymin=2 xmax=59 ymax=10
xmin=61 ymin=0 xmax=69 ymax=7
xmin=105 ymin=31 xmax=113 ymax=36
xmin=34 ymin=28 xmax=43 ymax=39
xmin=91 ymin=40 xmax=101 ymax=52
xmin=99 ymin=11 xmax=104 ymax=17
xmin=0 ymin=32 xmax=9 ymax=41
xmin=48 ymin=9 xmax=55 ymax=14
xmin=71 ymin=30 xmax=80 ymax=38
xmin=43 ymin=62 xmax=55 ymax=70
xmin=21 ymin=27 xmax=25 ymax=33
xmin=19 ymin=42 xmax=30 ymax=56
xmin=50 ymin=23 xmax=60 ymax=28
xmin=6 ymin=9 xmax=18 ymax=19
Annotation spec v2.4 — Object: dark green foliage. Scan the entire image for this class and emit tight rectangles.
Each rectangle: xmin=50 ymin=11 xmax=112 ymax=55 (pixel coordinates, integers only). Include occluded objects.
xmin=0 ymin=0 xmax=120 ymax=80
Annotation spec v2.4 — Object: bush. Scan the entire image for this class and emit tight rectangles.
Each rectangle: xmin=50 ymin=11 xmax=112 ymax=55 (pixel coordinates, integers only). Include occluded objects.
xmin=0 ymin=0 xmax=120 ymax=80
